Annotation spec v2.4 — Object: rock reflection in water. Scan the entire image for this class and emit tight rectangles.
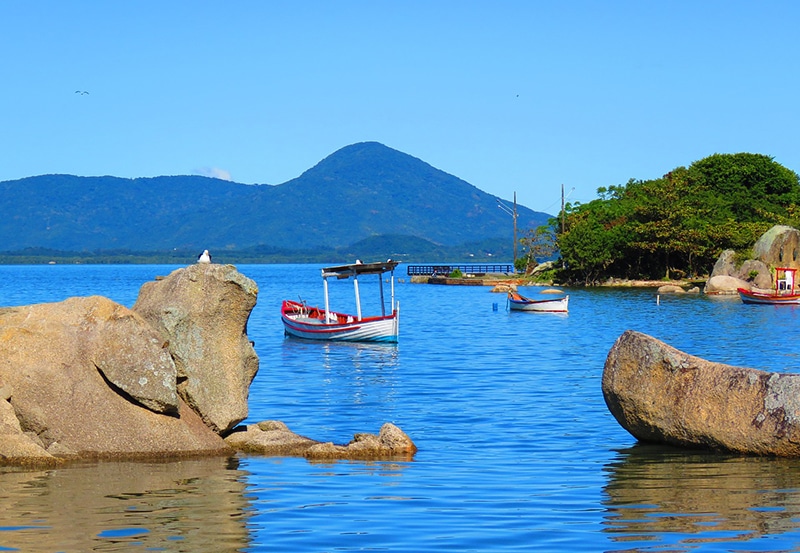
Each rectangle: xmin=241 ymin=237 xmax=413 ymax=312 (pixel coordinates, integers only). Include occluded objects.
xmin=603 ymin=444 xmax=800 ymax=549
xmin=0 ymin=456 xmax=249 ymax=552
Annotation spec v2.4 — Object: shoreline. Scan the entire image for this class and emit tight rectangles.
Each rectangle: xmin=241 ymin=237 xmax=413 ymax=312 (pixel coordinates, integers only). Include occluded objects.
xmin=411 ymin=275 xmax=705 ymax=289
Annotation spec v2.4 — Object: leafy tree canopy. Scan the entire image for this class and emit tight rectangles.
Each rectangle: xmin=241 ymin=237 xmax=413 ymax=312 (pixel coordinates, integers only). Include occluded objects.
xmin=552 ymin=153 xmax=800 ymax=284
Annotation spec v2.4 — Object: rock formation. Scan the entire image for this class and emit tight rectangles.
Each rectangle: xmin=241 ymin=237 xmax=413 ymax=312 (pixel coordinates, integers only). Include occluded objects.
xmin=0 ymin=263 xmax=417 ymax=466
xmin=0 ymin=296 xmax=230 ymax=465
xmin=705 ymin=225 xmax=800 ymax=294
xmin=753 ymin=225 xmax=800 ymax=266
xmin=133 ymin=264 xmax=259 ymax=435
xmin=224 ymin=421 xmax=418 ymax=460
xmin=603 ymin=330 xmax=800 ymax=456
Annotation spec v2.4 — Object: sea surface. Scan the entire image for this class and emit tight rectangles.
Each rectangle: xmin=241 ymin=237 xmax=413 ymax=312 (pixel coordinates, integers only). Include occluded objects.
xmin=2 ymin=263 xmax=800 ymax=552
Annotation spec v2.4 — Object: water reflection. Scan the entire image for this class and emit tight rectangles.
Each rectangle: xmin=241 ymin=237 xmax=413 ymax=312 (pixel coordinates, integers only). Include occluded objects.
xmin=279 ymin=338 xmax=400 ymax=404
xmin=280 ymin=338 xmax=399 ymax=371
xmin=603 ymin=444 xmax=800 ymax=550
xmin=0 ymin=456 xmax=250 ymax=552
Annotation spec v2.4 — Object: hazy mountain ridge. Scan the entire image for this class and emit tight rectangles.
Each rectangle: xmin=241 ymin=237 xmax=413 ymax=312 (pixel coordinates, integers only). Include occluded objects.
xmin=0 ymin=142 xmax=550 ymax=257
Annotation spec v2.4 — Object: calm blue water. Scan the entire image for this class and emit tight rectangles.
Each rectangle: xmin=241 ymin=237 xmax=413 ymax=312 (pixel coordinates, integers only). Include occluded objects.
xmin=2 ymin=264 xmax=800 ymax=552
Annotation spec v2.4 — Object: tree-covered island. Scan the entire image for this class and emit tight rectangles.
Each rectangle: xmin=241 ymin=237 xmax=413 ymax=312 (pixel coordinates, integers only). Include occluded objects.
xmin=531 ymin=153 xmax=800 ymax=285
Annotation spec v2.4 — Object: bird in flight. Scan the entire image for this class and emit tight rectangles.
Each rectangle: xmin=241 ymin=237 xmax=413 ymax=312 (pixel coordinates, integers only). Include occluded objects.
xmin=75 ymin=90 xmax=89 ymax=95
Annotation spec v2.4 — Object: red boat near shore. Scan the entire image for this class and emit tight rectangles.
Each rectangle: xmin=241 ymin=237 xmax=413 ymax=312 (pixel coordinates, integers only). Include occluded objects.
xmin=738 ymin=267 xmax=800 ymax=305
xmin=281 ymin=260 xmax=400 ymax=342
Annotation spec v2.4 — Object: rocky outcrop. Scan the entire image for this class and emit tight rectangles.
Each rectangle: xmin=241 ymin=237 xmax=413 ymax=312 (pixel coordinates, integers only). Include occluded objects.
xmin=0 ymin=296 xmax=230 ymax=464
xmin=225 ymin=421 xmax=418 ymax=460
xmin=0 ymin=264 xmax=417 ymax=466
xmin=753 ymin=225 xmax=800 ymax=267
xmin=704 ymin=274 xmax=750 ymax=295
xmin=706 ymin=250 xmax=771 ymax=293
xmin=705 ymin=226 xmax=800 ymax=294
xmin=603 ymin=330 xmax=800 ymax=456
xmin=133 ymin=264 xmax=259 ymax=435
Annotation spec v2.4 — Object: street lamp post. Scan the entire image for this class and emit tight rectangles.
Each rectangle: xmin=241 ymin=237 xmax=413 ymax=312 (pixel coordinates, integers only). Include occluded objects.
xmin=497 ymin=192 xmax=518 ymax=268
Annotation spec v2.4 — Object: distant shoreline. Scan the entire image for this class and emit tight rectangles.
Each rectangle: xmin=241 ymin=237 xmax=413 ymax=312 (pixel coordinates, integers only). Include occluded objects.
xmin=412 ymin=275 xmax=705 ymax=289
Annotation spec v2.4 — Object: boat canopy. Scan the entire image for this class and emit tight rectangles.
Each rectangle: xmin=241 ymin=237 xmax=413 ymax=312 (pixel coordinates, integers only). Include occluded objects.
xmin=320 ymin=260 xmax=400 ymax=321
xmin=322 ymin=260 xmax=400 ymax=279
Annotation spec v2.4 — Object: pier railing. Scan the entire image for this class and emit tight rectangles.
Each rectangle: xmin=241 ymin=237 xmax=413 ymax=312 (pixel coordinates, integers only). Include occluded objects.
xmin=406 ymin=264 xmax=515 ymax=276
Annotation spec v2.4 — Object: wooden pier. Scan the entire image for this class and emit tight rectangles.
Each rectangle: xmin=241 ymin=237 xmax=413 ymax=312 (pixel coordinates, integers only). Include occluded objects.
xmin=406 ymin=264 xmax=514 ymax=277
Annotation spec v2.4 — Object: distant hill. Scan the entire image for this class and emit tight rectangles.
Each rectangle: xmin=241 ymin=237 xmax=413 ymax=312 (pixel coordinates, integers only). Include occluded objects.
xmin=0 ymin=142 xmax=550 ymax=260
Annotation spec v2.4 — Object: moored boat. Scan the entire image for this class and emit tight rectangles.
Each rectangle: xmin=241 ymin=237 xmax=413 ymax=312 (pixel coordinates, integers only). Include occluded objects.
xmin=507 ymin=291 xmax=569 ymax=312
xmin=738 ymin=267 xmax=800 ymax=305
xmin=281 ymin=260 xmax=400 ymax=342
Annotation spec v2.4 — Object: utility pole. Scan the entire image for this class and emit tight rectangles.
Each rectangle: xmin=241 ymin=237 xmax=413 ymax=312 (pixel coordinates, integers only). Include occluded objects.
xmin=513 ymin=191 xmax=518 ymax=265
xmin=561 ymin=184 xmax=575 ymax=234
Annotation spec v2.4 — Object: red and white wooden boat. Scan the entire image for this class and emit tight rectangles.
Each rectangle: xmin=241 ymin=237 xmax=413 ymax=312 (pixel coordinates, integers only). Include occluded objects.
xmin=738 ymin=267 xmax=800 ymax=305
xmin=281 ymin=260 xmax=400 ymax=342
xmin=507 ymin=290 xmax=569 ymax=312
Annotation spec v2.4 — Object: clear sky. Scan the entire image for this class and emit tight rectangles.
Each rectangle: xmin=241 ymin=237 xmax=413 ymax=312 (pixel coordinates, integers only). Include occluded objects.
xmin=3 ymin=1 xmax=799 ymax=215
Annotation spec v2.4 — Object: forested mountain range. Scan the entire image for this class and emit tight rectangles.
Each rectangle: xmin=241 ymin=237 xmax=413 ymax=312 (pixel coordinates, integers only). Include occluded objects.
xmin=0 ymin=142 xmax=549 ymax=262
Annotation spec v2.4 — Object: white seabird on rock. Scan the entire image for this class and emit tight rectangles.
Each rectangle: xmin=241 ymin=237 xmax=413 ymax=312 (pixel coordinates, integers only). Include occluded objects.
xmin=197 ymin=250 xmax=212 ymax=264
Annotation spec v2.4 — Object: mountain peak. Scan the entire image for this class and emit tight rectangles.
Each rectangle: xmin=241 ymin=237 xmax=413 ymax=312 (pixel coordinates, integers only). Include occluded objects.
xmin=0 ymin=142 xmax=550 ymax=254
xmin=300 ymin=141 xmax=429 ymax=181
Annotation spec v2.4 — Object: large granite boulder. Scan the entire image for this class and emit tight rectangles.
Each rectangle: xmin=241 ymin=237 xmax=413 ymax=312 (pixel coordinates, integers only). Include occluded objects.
xmin=704 ymin=274 xmax=750 ymax=295
xmin=603 ymin=330 xmax=800 ymax=456
xmin=133 ymin=264 xmax=259 ymax=435
xmin=753 ymin=225 xmax=800 ymax=267
xmin=0 ymin=296 xmax=230 ymax=464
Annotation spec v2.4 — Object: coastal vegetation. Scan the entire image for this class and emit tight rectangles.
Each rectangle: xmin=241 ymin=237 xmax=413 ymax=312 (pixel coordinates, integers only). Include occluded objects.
xmin=548 ymin=153 xmax=800 ymax=285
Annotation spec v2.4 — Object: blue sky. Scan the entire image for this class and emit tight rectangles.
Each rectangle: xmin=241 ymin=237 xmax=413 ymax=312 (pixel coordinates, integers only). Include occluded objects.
xmin=3 ymin=1 xmax=799 ymax=215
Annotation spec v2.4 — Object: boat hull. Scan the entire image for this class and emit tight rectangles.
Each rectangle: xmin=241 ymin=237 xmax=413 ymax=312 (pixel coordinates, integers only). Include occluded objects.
xmin=281 ymin=300 xmax=399 ymax=342
xmin=508 ymin=293 xmax=569 ymax=312
xmin=737 ymin=288 xmax=800 ymax=305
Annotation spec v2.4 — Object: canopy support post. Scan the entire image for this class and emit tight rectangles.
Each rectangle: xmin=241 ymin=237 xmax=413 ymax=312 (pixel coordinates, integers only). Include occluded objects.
xmin=323 ymin=273 xmax=330 ymax=320
xmin=354 ymin=276 xmax=362 ymax=320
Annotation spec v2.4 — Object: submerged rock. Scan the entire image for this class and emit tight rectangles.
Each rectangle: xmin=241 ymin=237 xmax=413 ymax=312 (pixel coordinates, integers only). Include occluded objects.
xmin=656 ymin=284 xmax=685 ymax=294
xmin=603 ymin=330 xmax=800 ymax=456
xmin=225 ymin=421 xmax=418 ymax=461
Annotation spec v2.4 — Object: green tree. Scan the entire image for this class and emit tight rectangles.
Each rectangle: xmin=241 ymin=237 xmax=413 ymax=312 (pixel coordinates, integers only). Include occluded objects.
xmin=687 ymin=153 xmax=800 ymax=222
xmin=555 ymin=153 xmax=800 ymax=283
xmin=557 ymin=196 xmax=633 ymax=284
